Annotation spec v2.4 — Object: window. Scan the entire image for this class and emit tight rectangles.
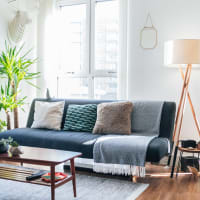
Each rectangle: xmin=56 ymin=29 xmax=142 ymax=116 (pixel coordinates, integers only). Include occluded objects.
xmin=59 ymin=3 xmax=88 ymax=74
xmin=57 ymin=0 xmax=119 ymax=99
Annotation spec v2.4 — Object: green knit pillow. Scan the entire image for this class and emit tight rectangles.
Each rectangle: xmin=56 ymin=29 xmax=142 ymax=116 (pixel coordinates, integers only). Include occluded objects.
xmin=63 ymin=104 xmax=97 ymax=132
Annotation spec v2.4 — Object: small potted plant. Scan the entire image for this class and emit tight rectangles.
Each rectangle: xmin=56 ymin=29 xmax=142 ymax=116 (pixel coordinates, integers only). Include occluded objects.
xmin=9 ymin=140 xmax=23 ymax=156
xmin=0 ymin=137 xmax=13 ymax=153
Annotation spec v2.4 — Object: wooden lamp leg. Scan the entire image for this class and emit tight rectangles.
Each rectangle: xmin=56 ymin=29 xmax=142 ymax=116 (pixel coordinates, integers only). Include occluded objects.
xmin=176 ymin=65 xmax=192 ymax=144
xmin=172 ymin=65 xmax=190 ymax=142
xmin=171 ymin=64 xmax=192 ymax=178
xmin=168 ymin=65 xmax=190 ymax=167
xmin=179 ymin=67 xmax=200 ymax=137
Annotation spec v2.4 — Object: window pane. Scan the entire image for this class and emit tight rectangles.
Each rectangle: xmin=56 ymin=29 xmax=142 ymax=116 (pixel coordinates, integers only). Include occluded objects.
xmin=94 ymin=77 xmax=117 ymax=99
xmin=60 ymin=4 xmax=87 ymax=73
xmin=95 ymin=0 xmax=119 ymax=71
xmin=58 ymin=77 xmax=89 ymax=99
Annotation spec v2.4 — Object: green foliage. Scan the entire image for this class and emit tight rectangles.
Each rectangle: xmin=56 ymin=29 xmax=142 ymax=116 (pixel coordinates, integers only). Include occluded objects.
xmin=0 ymin=41 xmax=40 ymax=90
xmin=0 ymin=136 xmax=13 ymax=146
xmin=0 ymin=119 xmax=6 ymax=132
xmin=0 ymin=136 xmax=18 ymax=147
xmin=0 ymin=84 xmax=25 ymax=112
xmin=9 ymin=140 xmax=19 ymax=147
xmin=0 ymin=41 xmax=40 ymax=129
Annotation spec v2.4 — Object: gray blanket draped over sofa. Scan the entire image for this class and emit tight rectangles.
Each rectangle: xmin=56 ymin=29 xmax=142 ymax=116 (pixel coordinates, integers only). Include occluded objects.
xmin=93 ymin=101 xmax=164 ymax=177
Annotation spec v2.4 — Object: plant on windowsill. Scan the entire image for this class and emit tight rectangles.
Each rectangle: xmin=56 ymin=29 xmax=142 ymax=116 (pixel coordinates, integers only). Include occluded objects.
xmin=0 ymin=41 xmax=40 ymax=129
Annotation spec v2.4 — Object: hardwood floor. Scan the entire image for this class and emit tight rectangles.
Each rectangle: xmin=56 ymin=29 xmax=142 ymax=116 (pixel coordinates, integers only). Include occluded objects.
xmin=1 ymin=160 xmax=200 ymax=200
xmin=136 ymin=163 xmax=200 ymax=200
xmin=65 ymin=162 xmax=200 ymax=200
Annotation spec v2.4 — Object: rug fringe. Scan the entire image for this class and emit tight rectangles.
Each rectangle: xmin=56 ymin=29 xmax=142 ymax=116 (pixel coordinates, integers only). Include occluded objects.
xmin=93 ymin=163 xmax=145 ymax=177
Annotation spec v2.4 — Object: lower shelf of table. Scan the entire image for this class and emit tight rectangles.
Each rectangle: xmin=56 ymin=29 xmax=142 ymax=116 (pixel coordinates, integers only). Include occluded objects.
xmin=0 ymin=166 xmax=72 ymax=187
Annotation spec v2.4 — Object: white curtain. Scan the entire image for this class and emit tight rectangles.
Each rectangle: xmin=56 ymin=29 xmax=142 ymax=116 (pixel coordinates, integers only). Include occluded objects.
xmin=37 ymin=0 xmax=59 ymax=98
xmin=118 ymin=0 xmax=134 ymax=100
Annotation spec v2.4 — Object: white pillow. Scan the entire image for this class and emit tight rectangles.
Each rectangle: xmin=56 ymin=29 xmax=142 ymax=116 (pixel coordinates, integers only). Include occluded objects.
xmin=31 ymin=101 xmax=65 ymax=130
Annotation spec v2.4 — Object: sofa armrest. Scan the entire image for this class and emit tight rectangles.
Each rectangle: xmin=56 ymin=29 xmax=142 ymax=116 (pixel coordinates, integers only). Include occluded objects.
xmin=159 ymin=102 xmax=176 ymax=143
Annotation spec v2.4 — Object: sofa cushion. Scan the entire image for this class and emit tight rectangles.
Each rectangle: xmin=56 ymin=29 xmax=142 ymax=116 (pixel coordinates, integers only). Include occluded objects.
xmin=63 ymin=104 xmax=97 ymax=132
xmin=93 ymin=101 xmax=133 ymax=135
xmin=0 ymin=128 xmax=101 ymax=158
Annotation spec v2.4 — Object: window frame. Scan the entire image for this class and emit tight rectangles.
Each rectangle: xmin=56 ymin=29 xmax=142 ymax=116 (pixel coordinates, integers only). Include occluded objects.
xmin=57 ymin=0 xmax=118 ymax=99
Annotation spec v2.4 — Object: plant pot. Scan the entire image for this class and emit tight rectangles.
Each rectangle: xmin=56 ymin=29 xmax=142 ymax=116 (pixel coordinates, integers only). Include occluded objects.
xmin=9 ymin=146 xmax=23 ymax=156
xmin=0 ymin=144 xmax=9 ymax=153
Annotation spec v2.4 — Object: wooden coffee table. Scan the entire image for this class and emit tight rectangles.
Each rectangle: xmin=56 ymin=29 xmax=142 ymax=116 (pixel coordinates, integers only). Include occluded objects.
xmin=0 ymin=146 xmax=82 ymax=200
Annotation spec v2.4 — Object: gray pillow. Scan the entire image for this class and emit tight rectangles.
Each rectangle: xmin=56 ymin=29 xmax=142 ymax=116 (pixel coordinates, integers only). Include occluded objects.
xmin=92 ymin=101 xmax=133 ymax=135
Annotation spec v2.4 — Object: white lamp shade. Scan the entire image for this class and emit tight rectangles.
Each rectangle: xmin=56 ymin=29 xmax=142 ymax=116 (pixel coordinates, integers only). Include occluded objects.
xmin=164 ymin=39 xmax=200 ymax=66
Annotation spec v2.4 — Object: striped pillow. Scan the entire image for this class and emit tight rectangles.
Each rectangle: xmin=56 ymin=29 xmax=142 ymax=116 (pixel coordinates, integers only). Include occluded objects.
xmin=63 ymin=104 xmax=97 ymax=132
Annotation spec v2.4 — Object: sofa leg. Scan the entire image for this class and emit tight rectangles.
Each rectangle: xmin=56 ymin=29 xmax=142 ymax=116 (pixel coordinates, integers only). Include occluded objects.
xmin=167 ymin=141 xmax=174 ymax=166
xmin=132 ymin=176 xmax=138 ymax=183
xmin=167 ymin=155 xmax=172 ymax=166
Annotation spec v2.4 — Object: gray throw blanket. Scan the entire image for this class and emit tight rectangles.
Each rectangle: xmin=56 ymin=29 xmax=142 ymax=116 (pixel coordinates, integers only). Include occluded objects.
xmin=93 ymin=101 xmax=164 ymax=177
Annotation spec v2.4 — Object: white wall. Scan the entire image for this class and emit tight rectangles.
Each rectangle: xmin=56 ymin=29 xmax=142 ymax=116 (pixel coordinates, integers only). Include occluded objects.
xmin=0 ymin=2 xmax=10 ymax=46
xmin=128 ymin=0 xmax=200 ymax=140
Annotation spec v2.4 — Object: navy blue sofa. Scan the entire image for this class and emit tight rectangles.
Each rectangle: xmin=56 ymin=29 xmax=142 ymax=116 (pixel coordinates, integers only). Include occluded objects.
xmin=0 ymin=98 xmax=176 ymax=163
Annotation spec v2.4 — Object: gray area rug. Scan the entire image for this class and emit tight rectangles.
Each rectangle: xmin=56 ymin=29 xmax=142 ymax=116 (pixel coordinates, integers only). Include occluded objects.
xmin=0 ymin=173 xmax=148 ymax=200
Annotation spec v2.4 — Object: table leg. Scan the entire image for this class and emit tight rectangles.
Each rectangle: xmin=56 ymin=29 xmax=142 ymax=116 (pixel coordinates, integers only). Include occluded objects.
xmin=70 ymin=159 xmax=76 ymax=197
xmin=51 ymin=165 xmax=55 ymax=200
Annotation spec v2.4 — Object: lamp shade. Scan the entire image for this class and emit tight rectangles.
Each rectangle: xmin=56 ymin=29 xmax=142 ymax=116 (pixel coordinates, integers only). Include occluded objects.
xmin=164 ymin=39 xmax=200 ymax=66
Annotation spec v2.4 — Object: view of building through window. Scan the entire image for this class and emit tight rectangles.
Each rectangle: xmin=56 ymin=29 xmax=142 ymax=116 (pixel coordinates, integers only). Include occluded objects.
xmin=58 ymin=0 xmax=119 ymax=99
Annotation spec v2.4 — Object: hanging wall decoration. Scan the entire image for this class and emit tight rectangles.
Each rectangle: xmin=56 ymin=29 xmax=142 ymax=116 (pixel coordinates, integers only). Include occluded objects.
xmin=140 ymin=14 xmax=158 ymax=49
xmin=7 ymin=0 xmax=40 ymax=44
xmin=8 ymin=11 xmax=31 ymax=44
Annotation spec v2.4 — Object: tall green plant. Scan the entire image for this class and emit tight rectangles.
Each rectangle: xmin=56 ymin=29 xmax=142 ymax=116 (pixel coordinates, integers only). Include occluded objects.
xmin=0 ymin=41 xmax=40 ymax=129
xmin=0 ymin=84 xmax=26 ymax=130
xmin=0 ymin=119 xmax=6 ymax=132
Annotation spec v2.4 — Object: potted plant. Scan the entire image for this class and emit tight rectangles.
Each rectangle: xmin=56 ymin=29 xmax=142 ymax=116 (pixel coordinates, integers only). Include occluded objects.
xmin=9 ymin=139 xmax=22 ymax=156
xmin=0 ymin=41 xmax=40 ymax=129
xmin=0 ymin=137 xmax=13 ymax=153
xmin=0 ymin=84 xmax=25 ymax=130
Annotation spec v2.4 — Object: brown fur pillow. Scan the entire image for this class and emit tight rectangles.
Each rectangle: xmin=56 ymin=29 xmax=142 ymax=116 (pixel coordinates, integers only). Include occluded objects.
xmin=93 ymin=101 xmax=133 ymax=135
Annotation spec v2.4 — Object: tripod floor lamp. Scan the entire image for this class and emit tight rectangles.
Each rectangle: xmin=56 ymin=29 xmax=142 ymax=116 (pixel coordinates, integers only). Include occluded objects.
xmin=164 ymin=39 xmax=200 ymax=178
